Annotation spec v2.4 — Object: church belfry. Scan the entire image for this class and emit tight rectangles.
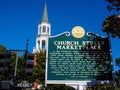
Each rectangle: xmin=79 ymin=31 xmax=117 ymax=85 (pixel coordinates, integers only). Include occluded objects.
xmin=33 ymin=3 xmax=51 ymax=52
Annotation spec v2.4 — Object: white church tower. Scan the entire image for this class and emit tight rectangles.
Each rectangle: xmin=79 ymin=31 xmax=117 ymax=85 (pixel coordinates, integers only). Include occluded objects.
xmin=33 ymin=3 xmax=51 ymax=52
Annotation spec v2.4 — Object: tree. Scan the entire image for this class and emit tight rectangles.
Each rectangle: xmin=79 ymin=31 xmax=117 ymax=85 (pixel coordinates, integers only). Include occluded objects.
xmin=92 ymin=84 xmax=114 ymax=90
xmin=102 ymin=14 xmax=120 ymax=38
xmin=0 ymin=45 xmax=7 ymax=52
xmin=105 ymin=0 xmax=120 ymax=11
xmin=33 ymin=50 xmax=46 ymax=84
xmin=15 ymin=56 xmax=25 ymax=83
xmin=102 ymin=0 xmax=120 ymax=71
xmin=116 ymin=58 xmax=120 ymax=68
xmin=102 ymin=0 xmax=120 ymax=89
xmin=0 ymin=45 xmax=7 ymax=81
xmin=103 ymin=0 xmax=120 ymax=38
xmin=0 ymin=45 xmax=26 ymax=82
xmin=114 ymin=70 xmax=120 ymax=88
xmin=33 ymin=51 xmax=76 ymax=90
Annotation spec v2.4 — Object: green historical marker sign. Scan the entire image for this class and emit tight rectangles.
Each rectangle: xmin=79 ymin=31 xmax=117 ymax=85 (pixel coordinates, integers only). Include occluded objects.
xmin=46 ymin=31 xmax=113 ymax=83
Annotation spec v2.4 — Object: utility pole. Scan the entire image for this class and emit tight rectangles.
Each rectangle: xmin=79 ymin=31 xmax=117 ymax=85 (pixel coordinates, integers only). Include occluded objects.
xmin=14 ymin=52 xmax=18 ymax=80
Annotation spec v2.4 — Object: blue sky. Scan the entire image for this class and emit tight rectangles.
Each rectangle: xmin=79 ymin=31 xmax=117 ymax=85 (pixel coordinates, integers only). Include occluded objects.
xmin=0 ymin=0 xmax=120 ymax=71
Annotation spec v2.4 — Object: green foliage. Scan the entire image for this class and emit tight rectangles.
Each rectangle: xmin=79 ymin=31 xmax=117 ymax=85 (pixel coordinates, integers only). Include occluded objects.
xmin=103 ymin=2 xmax=120 ymax=85
xmin=33 ymin=51 xmax=75 ymax=90
xmin=90 ymin=70 xmax=120 ymax=90
xmin=103 ymin=0 xmax=120 ymax=77
xmin=114 ymin=70 xmax=120 ymax=88
xmin=102 ymin=14 xmax=120 ymax=38
xmin=0 ymin=45 xmax=7 ymax=52
xmin=106 ymin=0 xmax=120 ymax=11
xmin=33 ymin=50 xmax=46 ymax=84
xmin=7 ymin=52 xmax=16 ymax=80
xmin=16 ymin=54 xmax=35 ymax=83
xmin=92 ymin=84 xmax=114 ymax=90
xmin=114 ymin=87 xmax=120 ymax=90
xmin=0 ymin=45 xmax=15 ymax=81
xmin=15 ymin=56 xmax=25 ymax=83
xmin=103 ymin=0 xmax=120 ymax=38
xmin=116 ymin=58 xmax=120 ymax=66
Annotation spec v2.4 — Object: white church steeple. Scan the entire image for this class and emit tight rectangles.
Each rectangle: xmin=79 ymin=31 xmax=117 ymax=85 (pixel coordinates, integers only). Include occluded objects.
xmin=33 ymin=2 xmax=51 ymax=52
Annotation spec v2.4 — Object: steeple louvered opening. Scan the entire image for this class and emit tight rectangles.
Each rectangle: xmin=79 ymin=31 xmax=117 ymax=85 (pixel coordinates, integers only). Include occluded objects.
xmin=38 ymin=23 xmax=50 ymax=35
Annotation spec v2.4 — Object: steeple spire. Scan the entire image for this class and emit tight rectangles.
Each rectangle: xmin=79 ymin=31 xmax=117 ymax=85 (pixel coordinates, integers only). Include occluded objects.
xmin=33 ymin=1 xmax=51 ymax=53
xmin=42 ymin=2 xmax=48 ymax=23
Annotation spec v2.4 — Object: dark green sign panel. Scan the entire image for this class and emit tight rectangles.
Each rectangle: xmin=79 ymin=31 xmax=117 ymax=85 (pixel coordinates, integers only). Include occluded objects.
xmin=47 ymin=32 xmax=113 ymax=81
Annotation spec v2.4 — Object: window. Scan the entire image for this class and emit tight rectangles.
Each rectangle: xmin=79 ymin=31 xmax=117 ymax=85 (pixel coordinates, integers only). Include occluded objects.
xmin=42 ymin=40 xmax=45 ymax=49
xmin=43 ymin=26 xmax=46 ymax=33
xmin=38 ymin=40 xmax=40 ymax=49
xmin=47 ymin=27 xmax=49 ymax=33
xmin=38 ymin=40 xmax=40 ymax=45
xmin=39 ymin=27 xmax=41 ymax=34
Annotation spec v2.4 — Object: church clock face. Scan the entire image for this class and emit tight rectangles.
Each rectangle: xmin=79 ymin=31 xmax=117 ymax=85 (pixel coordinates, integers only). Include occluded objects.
xmin=72 ymin=26 xmax=85 ymax=38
